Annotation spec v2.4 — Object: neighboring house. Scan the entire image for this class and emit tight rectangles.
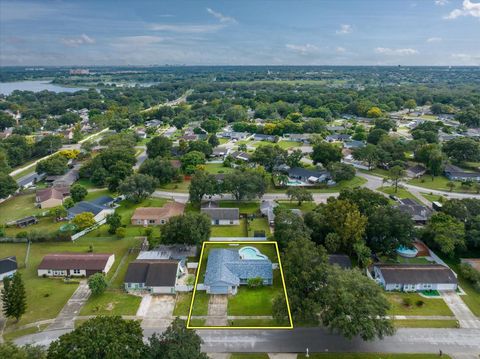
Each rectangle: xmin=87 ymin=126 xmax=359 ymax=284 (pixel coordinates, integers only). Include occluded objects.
xmin=180 ymin=134 xmax=198 ymax=142
xmin=285 ymin=133 xmax=311 ymax=143
xmin=287 ymin=167 xmax=333 ymax=184
xmin=396 ymin=198 xmax=433 ymax=225
xmin=36 ymin=187 xmax=70 ymax=209
xmin=201 ymin=208 xmax=240 ymax=225
xmin=15 ymin=216 xmax=38 ymax=228
xmin=131 ymin=202 xmax=185 ymax=226
xmin=326 ymin=126 xmax=345 ymax=132
xmin=16 ymin=172 xmax=46 ymax=189
xmin=230 ymin=151 xmax=250 ymax=162
xmin=136 ymin=129 xmax=147 ymax=139
xmin=326 ymin=134 xmax=351 ymax=142
xmin=203 ymin=248 xmax=273 ymax=295
xmin=52 ymin=165 xmax=80 ymax=187
xmin=373 ymin=264 xmax=458 ymax=292
xmin=0 ymin=256 xmax=17 ymax=280
xmin=444 ymin=164 xmax=480 ymax=182
xmin=145 ymin=119 xmax=163 ymax=128
xmin=407 ymin=164 xmax=427 ymax=179
xmin=67 ymin=196 xmax=115 ymax=222
xmin=253 ymin=134 xmax=276 ymax=142
xmin=221 ymin=131 xmax=249 ymax=140
xmin=211 ymin=147 xmax=229 ymax=159
xmin=37 ymin=253 xmax=115 ymax=277
xmin=124 ymin=259 xmax=184 ymax=294
xmin=343 ymin=140 xmax=365 ymax=149
xmin=328 ymin=254 xmax=352 ymax=269
xmin=260 ymin=200 xmax=278 ymax=225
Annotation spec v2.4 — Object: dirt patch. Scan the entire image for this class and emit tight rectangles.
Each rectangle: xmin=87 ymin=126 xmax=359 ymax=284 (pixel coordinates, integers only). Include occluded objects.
xmin=106 ymin=302 xmax=115 ymax=311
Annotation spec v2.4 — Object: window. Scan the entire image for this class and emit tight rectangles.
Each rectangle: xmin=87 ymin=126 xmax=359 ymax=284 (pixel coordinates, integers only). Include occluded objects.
xmin=160 ymin=219 xmax=166 ymax=224
xmin=72 ymin=269 xmax=81 ymax=275
xmin=149 ymin=219 xmax=155 ymax=224
xmin=230 ymin=220 xmax=234 ymax=224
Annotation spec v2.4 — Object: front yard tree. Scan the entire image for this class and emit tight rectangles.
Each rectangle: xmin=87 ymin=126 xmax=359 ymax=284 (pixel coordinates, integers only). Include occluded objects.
xmin=443 ymin=137 xmax=480 ymax=164
xmin=223 ymin=170 xmax=267 ymax=201
xmin=181 ymin=151 xmax=206 ymax=175
xmin=146 ymin=318 xmax=207 ymax=359
xmin=338 ymin=187 xmax=389 ymax=216
xmin=72 ymin=212 xmax=96 ymax=230
xmin=106 ymin=212 xmax=122 ymax=234
xmin=70 ymin=184 xmax=88 ymax=203
xmin=250 ymin=144 xmax=287 ymax=172
xmin=88 ymin=273 xmax=108 ymax=296
xmin=0 ymin=342 xmax=46 ymax=358
xmin=48 ymin=316 xmax=145 ymax=359
xmin=327 ymin=162 xmax=356 ymax=182
xmin=352 ymin=144 xmax=379 ymax=170
xmin=118 ymin=174 xmax=158 ymax=203
xmin=273 ymin=208 xmax=311 ymax=249
xmin=0 ymin=173 xmax=18 ymax=199
xmin=387 ymin=165 xmax=405 ymax=193
xmin=286 ymin=187 xmax=313 ymax=205
xmin=189 ymin=170 xmax=219 ymax=205
xmin=320 ymin=266 xmax=395 ymax=340
xmin=49 ymin=206 xmax=68 ymax=222
xmin=161 ymin=213 xmax=211 ymax=245
xmin=1 ymin=272 xmax=27 ymax=322
xmin=311 ymin=142 xmax=342 ymax=166
xmin=139 ymin=158 xmax=180 ymax=185
xmin=146 ymin=136 xmax=172 ymax=159
xmin=424 ymin=212 xmax=466 ymax=256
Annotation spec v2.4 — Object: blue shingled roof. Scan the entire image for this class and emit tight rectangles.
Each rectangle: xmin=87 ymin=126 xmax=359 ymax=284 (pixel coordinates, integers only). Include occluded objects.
xmin=204 ymin=248 xmax=272 ymax=287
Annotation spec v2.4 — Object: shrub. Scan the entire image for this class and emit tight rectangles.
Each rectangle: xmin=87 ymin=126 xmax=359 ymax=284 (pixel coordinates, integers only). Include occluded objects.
xmin=16 ymin=231 xmax=28 ymax=238
xmin=247 ymin=277 xmax=264 ymax=288
xmin=415 ymin=300 xmax=424 ymax=307
xmin=87 ymin=273 xmax=108 ymax=296
xmin=115 ymin=227 xmax=126 ymax=239
xmin=402 ymin=297 xmax=412 ymax=307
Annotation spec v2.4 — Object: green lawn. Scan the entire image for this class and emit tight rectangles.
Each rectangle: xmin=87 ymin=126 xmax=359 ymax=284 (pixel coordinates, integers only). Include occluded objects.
xmin=219 ymin=201 xmax=261 ymax=214
xmin=276 ymin=141 xmax=302 ymax=150
xmin=159 ymin=179 xmax=191 ymax=192
xmin=173 ymin=293 xmax=194 ymax=316
xmin=204 ymin=162 xmax=235 ymax=174
xmin=2 ymin=323 xmax=49 ymax=342
xmin=84 ymin=189 xmax=112 ymax=201
xmin=190 ymin=291 xmax=209 ymax=316
xmin=409 ymin=175 xmax=478 ymax=193
xmin=386 ymin=293 xmax=453 ymax=316
xmin=420 ymin=193 xmax=446 ymax=203
xmin=298 ymin=354 xmax=451 ymax=359
xmin=79 ymin=290 xmax=141 ymax=316
xmin=211 ymin=219 xmax=248 ymax=237
xmin=379 ymin=186 xmax=420 ymax=203
xmin=0 ymin=193 xmax=46 ymax=224
xmin=76 ymin=178 xmax=103 ymax=190
xmin=247 ymin=218 xmax=271 ymax=237
xmin=394 ymin=319 xmax=458 ymax=328
xmin=189 ymin=318 xmax=206 ymax=326
xmin=4 ymin=217 xmax=63 ymax=237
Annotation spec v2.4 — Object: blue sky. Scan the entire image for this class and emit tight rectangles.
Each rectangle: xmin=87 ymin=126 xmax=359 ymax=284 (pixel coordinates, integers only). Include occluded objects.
xmin=0 ymin=0 xmax=479 ymax=66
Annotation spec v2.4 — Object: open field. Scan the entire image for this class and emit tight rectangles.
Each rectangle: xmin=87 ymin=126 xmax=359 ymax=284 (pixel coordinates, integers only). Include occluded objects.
xmin=0 ymin=193 xmax=46 ymax=224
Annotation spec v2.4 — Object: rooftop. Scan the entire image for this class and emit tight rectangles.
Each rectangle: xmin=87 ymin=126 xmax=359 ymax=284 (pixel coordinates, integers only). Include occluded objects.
xmin=38 ymin=253 xmax=113 ymax=270
xmin=124 ymin=260 xmax=179 ymax=287
xmin=375 ymin=264 xmax=457 ymax=285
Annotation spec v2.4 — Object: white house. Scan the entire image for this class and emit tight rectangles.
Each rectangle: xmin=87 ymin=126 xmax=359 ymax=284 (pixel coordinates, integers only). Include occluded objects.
xmin=124 ymin=260 xmax=184 ymax=294
xmin=373 ymin=264 xmax=458 ymax=292
xmin=201 ymin=207 xmax=240 ymax=225
xmin=0 ymin=256 xmax=18 ymax=281
xmin=37 ymin=253 xmax=115 ymax=277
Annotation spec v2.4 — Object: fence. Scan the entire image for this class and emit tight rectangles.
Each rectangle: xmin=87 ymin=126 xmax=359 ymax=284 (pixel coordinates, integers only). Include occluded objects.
xmin=71 ymin=218 xmax=107 ymax=241
xmin=175 ymin=285 xmax=193 ymax=292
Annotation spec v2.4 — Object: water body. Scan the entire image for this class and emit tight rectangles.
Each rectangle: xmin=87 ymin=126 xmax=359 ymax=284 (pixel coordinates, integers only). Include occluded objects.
xmin=0 ymin=81 xmax=86 ymax=95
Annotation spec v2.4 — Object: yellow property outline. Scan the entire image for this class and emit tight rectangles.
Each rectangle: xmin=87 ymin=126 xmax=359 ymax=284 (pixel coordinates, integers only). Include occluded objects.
xmin=186 ymin=241 xmax=293 ymax=329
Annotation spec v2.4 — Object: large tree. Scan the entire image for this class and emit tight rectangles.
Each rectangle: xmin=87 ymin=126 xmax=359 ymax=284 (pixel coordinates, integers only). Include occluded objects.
xmin=188 ymin=170 xmax=219 ymax=205
xmin=36 ymin=155 xmax=68 ymax=175
xmin=47 ymin=316 xmax=145 ymax=359
xmin=338 ymin=187 xmax=389 ymax=216
xmin=72 ymin=212 xmax=96 ymax=230
xmin=250 ymin=144 xmax=287 ymax=172
xmin=118 ymin=174 xmax=158 ymax=203
xmin=70 ymin=184 xmax=88 ymax=203
xmin=1 ymin=272 xmax=27 ymax=322
xmin=139 ymin=158 xmax=180 ymax=185
xmin=286 ymin=187 xmax=313 ymax=205
xmin=181 ymin=151 xmax=206 ymax=174
xmin=352 ymin=144 xmax=379 ymax=170
xmin=424 ymin=212 xmax=466 ymax=256
xmin=106 ymin=212 xmax=122 ymax=234
xmin=387 ymin=165 xmax=406 ymax=193
xmin=0 ymin=173 xmax=18 ymax=199
xmin=0 ymin=342 xmax=46 ymax=359
xmin=443 ymin=137 xmax=480 ymax=163
xmin=273 ymin=207 xmax=311 ymax=249
xmin=311 ymin=142 xmax=342 ymax=166
xmin=146 ymin=136 xmax=172 ymax=158
xmin=223 ymin=170 xmax=267 ymax=201
xmin=161 ymin=213 xmax=211 ymax=245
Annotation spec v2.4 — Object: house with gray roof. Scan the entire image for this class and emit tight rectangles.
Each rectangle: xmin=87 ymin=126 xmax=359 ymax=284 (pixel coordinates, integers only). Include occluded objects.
xmin=0 ymin=256 xmax=17 ymax=281
xmin=203 ymin=248 xmax=273 ymax=295
xmin=67 ymin=197 xmax=114 ymax=223
xmin=444 ymin=164 xmax=480 ymax=182
xmin=201 ymin=207 xmax=240 ymax=225
xmin=124 ymin=259 xmax=183 ymax=294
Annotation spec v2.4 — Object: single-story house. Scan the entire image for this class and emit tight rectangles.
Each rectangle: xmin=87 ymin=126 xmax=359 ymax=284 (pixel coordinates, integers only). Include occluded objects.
xmin=220 ymin=131 xmax=249 ymax=140
xmin=67 ymin=197 xmax=115 ymax=222
xmin=36 ymin=186 xmax=70 ymax=209
xmin=287 ymin=167 xmax=333 ymax=184
xmin=260 ymin=200 xmax=278 ymax=225
xmin=343 ymin=140 xmax=365 ymax=149
xmin=124 ymin=259 xmax=184 ymax=294
xmin=444 ymin=164 xmax=480 ymax=182
xmin=0 ymin=256 xmax=17 ymax=280
xmin=203 ymin=248 xmax=273 ymax=295
xmin=16 ymin=172 xmax=46 ymax=189
xmin=285 ymin=133 xmax=311 ymax=143
xmin=15 ymin=216 xmax=38 ymax=228
xmin=211 ymin=147 xmax=229 ymax=159
xmin=51 ymin=165 xmax=80 ymax=187
xmin=201 ymin=207 xmax=240 ymax=225
xmin=326 ymin=126 xmax=345 ymax=132
xmin=373 ymin=264 xmax=458 ymax=292
xmin=136 ymin=129 xmax=147 ymax=139
xmin=396 ymin=198 xmax=433 ymax=225
xmin=253 ymin=134 xmax=276 ymax=142
xmin=326 ymin=134 xmax=351 ymax=142
xmin=145 ymin=119 xmax=163 ymax=128
xmin=230 ymin=151 xmax=250 ymax=162
xmin=131 ymin=202 xmax=185 ymax=226
xmin=328 ymin=254 xmax=352 ymax=269
xmin=37 ymin=253 xmax=115 ymax=277
xmin=406 ymin=164 xmax=427 ymax=179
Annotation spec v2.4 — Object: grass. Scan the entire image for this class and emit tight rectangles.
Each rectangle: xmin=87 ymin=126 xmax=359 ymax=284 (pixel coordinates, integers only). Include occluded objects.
xmin=189 ymin=318 xmax=206 ymax=326
xmin=275 ymin=140 xmax=302 ymax=150
xmin=2 ymin=323 xmax=49 ymax=342
xmin=219 ymin=201 xmax=260 ymax=214
xmin=386 ymin=292 xmax=453 ymax=316
xmin=159 ymin=179 xmax=191 ymax=192
xmin=393 ymin=319 xmax=458 ymax=328
xmin=443 ymin=261 xmax=480 ymax=316
xmin=84 ymin=189 xmax=112 ymax=201
xmin=298 ymin=354 xmax=451 ymax=359
xmin=378 ymin=186 xmax=419 ymax=203
xmin=76 ymin=178 xmax=103 ymax=190
xmin=204 ymin=162 xmax=235 ymax=174
xmin=173 ymin=293 xmax=194 ymax=316
xmin=246 ymin=218 xmax=271 ymax=237
xmin=190 ymin=291 xmax=209 ymax=316
xmin=229 ymin=354 xmax=269 ymax=359
xmin=409 ymin=175 xmax=479 ymax=194
xmin=395 ymin=256 xmax=433 ymax=265
xmin=420 ymin=193 xmax=446 ymax=203
xmin=0 ymin=193 xmax=46 ymax=224
xmin=79 ymin=290 xmax=141 ymax=316
xmin=4 ymin=217 xmax=63 ymax=237
xmin=210 ymin=219 xmax=248 ymax=237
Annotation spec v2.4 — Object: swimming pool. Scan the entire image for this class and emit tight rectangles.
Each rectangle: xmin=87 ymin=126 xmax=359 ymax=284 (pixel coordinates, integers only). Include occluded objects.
xmin=239 ymin=246 xmax=268 ymax=260
xmin=287 ymin=179 xmax=304 ymax=186
xmin=396 ymin=245 xmax=419 ymax=258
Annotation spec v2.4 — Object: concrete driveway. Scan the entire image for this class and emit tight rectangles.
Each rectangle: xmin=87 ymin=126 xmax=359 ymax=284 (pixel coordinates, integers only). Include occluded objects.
xmin=441 ymin=291 xmax=480 ymax=329
xmin=141 ymin=295 xmax=175 ymax=329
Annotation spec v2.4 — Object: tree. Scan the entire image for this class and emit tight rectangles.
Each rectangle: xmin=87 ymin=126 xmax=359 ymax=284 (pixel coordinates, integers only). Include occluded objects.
xmin=0 ymin=342 xmax=46 ymax=359
xmin=367 ymin=129 xmax=388 ymax=145
xmin=0 ymin=173 xmax=18 ymax=199
xmin=224 ymin=105 xmax=247 ymax=122
xmin=47 ymin=316 xmax=145 ymax=359
xmin=338 ymin=187 xmax=389 ymax=216
xmin=36 ymin=155 xmax=68 ymax=175
xmin=181 ymin=151 xmax=206 ymax=174
xmin=146 ymin=136 xmax=172 ymax=158
xmin=145 ymin=318 xmax=207 ymax=359
xmin=320 ymin=266 xmax=395 ymax=340
xmin=311 ymin=142 xmax=342 ymax=166
xmin=208 ymin=134 xmax=220 ymax=147
xmin=250 ymin=144 xmax=287 ymax=172
xmin=106 ymin=212 xmax=122 ymax=234
xmin=161 ymin=213 xmax=210 ymax=245
xmin=327 ymin=162 xmax=355 ymax=182
xmin=188 ymin=170 xmax=219 ymax=205
xmin=0 ymin=111 xmax=15 ymax=131
xmin=286 ymin=149 xmax=303 ymax=168
xmin=87 ymin=273 xmax=108 ymax=296
xmin=286 ymin=187 xmax=313 ymax=205
xmin=374 ymin=118 xmax=396 ymax=131
xmin=70 ymin=184 xmax=88 ymax=203
xmin=1 ymin=272 xmax=27 ymax=322
xmin=424 ymin=212 xmax=465 ymax=256
xmin=352 ymin=144 xmax=379 ymax=170
xmin=49 ymin=206 xmax=67 ymax=222
xmin=139 ymin=158 xmax=180 ymax=185
xmin=223 ymin=170 xmax=267 ymax=201
xmin=116 ymin=227 xmax=126 ymax=239
xmin=187 ymin=141 xmax=213 ymax=157
xmin=387 ymin=165 xmax=406 ymax=193
xmin=443 ymin=137 xmax=480 ymax=163
xmin=366 ymin=106 xmax=383 ymax=118
xmin=118 ymin=174 xmax=158 ymax=203
xmin=72 ymin=212 xmax=96 ymax=230
xmin=366 ymin=207 xmax=415 ymax=258
xmin=273 ymin=207 xmax=312 ymax=249
xmin=447 ymin=181 xmax=456 ymax=192
xmin=63 ymin=197 xmax=74 ymax=209
xmin=404 ymin=99 xmax=417 ymax=111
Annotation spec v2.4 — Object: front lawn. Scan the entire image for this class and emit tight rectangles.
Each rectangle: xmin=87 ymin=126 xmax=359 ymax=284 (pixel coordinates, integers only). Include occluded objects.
xmin=393 ymin=319 xmax=458 ymax=328
xmin=204 ymin=162 xmax=235 ymax=174
xmin=190 ymin=291 xmax=209 ymax=316
xmin=379 ymin=186 xmax=419 ymax=203
xmin=228 ymin=318 xmax=283 ymax=327
xmin=386 ymin=292 xmax=453 ymax=316
xmin=79 ymin=290 xmax=141 ymax=316
xmin=173 ymin=293 xmax=193 ymax=316
xmin=409 ymin=175 xmax=477 ymax=193
xmin=276 ymin=140 xmax=302 ymax=149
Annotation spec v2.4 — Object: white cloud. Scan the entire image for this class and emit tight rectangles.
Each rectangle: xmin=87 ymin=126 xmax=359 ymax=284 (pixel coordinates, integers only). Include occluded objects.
xmin=61 ymin=34 xmax=95 ymax=47
xmin=206 ymin=8 xmax=237 ymax=24
xmin=336 ymin=46 xmax=346 ymax=53
xmin=149 ymin=24 xmax=224 ymax=33
xmin=336 ymin=24 xmax=352 ymax=35
xmin=374 ymin=47 xmax=419 ymax=55
xmin=113 ymin=36 xmax=166 ymax=46
xmin=427 ymin=37 xmax=443 ymax=42
xmin=285 ymin=43 xmax=320 ymax=55
xmin=435 ymin=0 xmax=449 ymax=5
xmin=451 ymin=53 xmax=480 ymax=64
xmin=444 ymin=0 xmax=480 ymax=19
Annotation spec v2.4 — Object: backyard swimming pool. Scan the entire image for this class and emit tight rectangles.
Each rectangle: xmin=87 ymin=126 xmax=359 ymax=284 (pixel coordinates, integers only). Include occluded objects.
xmin=239 ymin=246 xmax=268 ymax=260
xmin=397 ymin=245 xmax=419 ymax=258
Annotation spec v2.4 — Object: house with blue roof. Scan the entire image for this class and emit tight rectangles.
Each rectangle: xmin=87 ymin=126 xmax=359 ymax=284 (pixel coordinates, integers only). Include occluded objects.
xmin=67 ymin=196 xmax=115 ymax=223
xmin=203 ymin=248 xmax=273 ymax=295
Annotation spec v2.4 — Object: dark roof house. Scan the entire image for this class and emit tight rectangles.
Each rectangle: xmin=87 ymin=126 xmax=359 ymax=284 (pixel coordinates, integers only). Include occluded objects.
xmin=124 ymin=260 xmax=181 ymax=294
xmin=0 ymin=256 xmax=17 ymax=280
xmin=396 ymin=199 xmax=433 ymax=225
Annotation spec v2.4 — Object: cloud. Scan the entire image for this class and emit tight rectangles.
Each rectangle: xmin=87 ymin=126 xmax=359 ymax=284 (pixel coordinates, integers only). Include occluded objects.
xmin=427 ymin=37 xmax=443 ymax=42
xmin=61 ymin=34 xmax=95 ymax=47
xmin=336 ymin=47 xmax=346 ymax=53
xmin=444 ymin=0 xmax=480 ymax=19
xmin=435 ymin=0 xmax=449 ymax=5
xmin=149 ymin=23 xmax=224 ymax=33
xmin=451 ymin=53 xmax=480 ymax=64
xmin=206 ymin=8 xmax=237 ymax=24
xmin=336 ymin=24 xmax=352 ymax=34
xmin=374 ymin=47 xmax=419 ymax=55
xmin=113 ymin=36 xmax=166 ymax=46
xmin=285 ymin=43 xmax=320 ymax=55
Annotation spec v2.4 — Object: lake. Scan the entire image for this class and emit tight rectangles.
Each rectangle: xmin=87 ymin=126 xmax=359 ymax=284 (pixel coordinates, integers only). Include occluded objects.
xmin=0 ymin=81 xmax=86 ymax=95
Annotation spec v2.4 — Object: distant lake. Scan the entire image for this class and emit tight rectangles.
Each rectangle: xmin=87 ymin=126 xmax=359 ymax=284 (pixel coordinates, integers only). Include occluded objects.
xmin=0 ymin=81 xmax=86 ymax=95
